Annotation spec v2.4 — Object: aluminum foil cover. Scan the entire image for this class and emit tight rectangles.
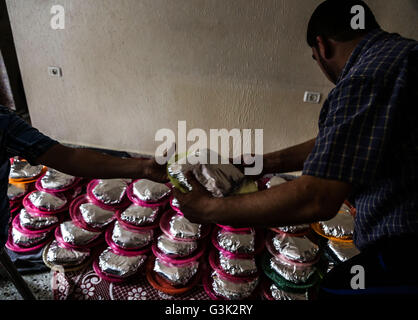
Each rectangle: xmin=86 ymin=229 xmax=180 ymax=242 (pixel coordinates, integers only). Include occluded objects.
xmin=277 ymin=224 xmax=310 ymax=234
xmin=40 ymin=169 xmax=76 ymax=190
xmin=11 ymin=228 xmax=48 ymax=247
xmin=156 ymin=234 xmax=197 ymax=257
xmin=111 ymin=221 xmax=153 ymax=249
xmin=167 ymin=149 xmax=245 ymax=197
xmin=272 ymin=234 xmax=319 ymax=263
xmin=266 ymin=176 xmax=287 ymax=189
xmin=28 ymin=191 xmax=67 ymax=211
xmin=270 ymin=283 xmax=308 ymax=300
xmin=169 ymin=214 xmax=202 ymax=239
xmin=270 ymin=256 xmax=316 ymax=284
xmin=153 ymin=257 xmax=199 ymax=286
xmin=79 ymin=203 xmax=115 ymax=228
xmin=319 ymin=210 xmax=354 ymax=238
xmin=212 ymin=270 xmax=258 ymax=300
xmin=92 ymin=179 xmax=129 ymax=205
xmin=133 ymin=179 xmax=171 ymax=202
xmin=217 ymin=229 xmax=255 ymax=254
xmin=60 ymin=221 xmax=101 ymax=246
xmin=7 ymin=183 xmax=26 ymax=200
xmin=327 ymin=240 xmax=360 ymax=262
xmin=99 ymin=247 xmax=146 ymax=277
xmin=19 ymin=208 xmax=59 ymax=230
xmin=219 ymin=252 xmax=257 ymax=276
xmin=120 ymin=204 xmax=159 ymax=226
xmin=46 ymin=240 xmax=90 ymax=266
xmin=9 ymin=159 xmax=43 ymax=179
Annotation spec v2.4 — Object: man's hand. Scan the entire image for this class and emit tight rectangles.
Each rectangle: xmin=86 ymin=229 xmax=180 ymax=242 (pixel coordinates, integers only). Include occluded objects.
xmin=140 ymin=158 xmax=169 ymax=183
xmin=171 ymin=172 xmax=219 ymax=224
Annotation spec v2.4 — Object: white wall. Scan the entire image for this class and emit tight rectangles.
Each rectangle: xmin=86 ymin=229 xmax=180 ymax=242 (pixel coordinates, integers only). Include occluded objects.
xmin=6 ymin=0 xmax=418 ymax=156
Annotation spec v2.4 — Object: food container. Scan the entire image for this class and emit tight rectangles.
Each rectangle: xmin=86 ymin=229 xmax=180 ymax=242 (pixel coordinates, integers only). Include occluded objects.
xmin=312 ymin=201 xmax=356 ymax=242
xmin=23 ymin=190 xmax=68 ymax=215
xmin=69 ymin=194 xmax=116 ymax=232
xmin=208 ymin=248 xmax=258 ymax=278
xmin=152 ymin=255 xmax=200 ymax=287
xmin=55 ymin=221 xmax=102 ymax=249
xmin=167 ymin=149 xmax=245 ymax=196
xmin=43 ymin=239 xmax=90 ymax=269
xmin=5 ymin=226 xmax=52 ymax=254
xmin=87 ymin=179 xmax=131 ymax=210
xmin=203 ymin=268 xmax=259 ymax=300
xmin=117 ymin=203 xmax=160 ymax=228
xmin=211 ymin=226 xmax=264 ymax=258
xmin=127 ymin=179 xmax=171 ymax=207
xmin=93 ymin=246 xmax=147 ymax=283
xmin=35 ymin=169 xmax=82 ymax=194
xmin=13 ymin=208 xmax=61 ymax=234
xmin=155 ymin=233 xmax=198 ymax=258
xmin=105 ymin=221 xmax=154 ymax=253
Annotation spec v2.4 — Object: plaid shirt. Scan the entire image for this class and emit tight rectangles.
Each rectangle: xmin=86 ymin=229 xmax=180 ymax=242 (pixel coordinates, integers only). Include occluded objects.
xmin=303 ymin=29 xmax=418 ymax=251
xmin=0 ymin=106 xmax=58 ymax=247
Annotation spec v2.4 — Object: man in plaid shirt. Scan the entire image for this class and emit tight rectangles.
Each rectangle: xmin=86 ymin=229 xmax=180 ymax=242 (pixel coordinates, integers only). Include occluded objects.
xmin=175 ymin=0 xmax=418 ymax=298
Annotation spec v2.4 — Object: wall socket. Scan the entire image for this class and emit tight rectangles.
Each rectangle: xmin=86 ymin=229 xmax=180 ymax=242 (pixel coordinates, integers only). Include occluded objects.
xmin=304 ymin=91 xmax=321 ymax=104
xmin=48 ymin=66 xmax=62 ymax=77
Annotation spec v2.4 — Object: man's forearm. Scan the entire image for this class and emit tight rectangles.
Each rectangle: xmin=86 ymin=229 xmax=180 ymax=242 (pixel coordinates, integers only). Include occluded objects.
xmin=36 ymin=144 xmax=149 ymax=179
xmin=263 ymin=138 xmax=316 ymax=174
xmin=205 ymin=175 xmax=350 ymax=228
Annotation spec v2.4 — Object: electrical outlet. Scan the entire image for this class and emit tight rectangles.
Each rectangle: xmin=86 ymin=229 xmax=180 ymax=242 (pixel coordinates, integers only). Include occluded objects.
xmin=48 ymin=66 xmax=62 ymax=77
xmin=304 ymin=91 xmax=321 ymax=104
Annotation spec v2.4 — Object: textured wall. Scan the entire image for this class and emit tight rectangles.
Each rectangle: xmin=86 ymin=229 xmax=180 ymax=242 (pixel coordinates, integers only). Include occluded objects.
xmin=5 ymin=0 xmax=418 ymax=156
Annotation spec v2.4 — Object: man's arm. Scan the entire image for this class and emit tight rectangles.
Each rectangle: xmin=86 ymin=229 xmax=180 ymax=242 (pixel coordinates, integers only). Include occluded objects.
xmin=36 ymin=144 xmax=167 ymax=182
xmin=262 ymin=138 xmax=316 ymax=174
xmin=173 ymin=173 xmax=351 ymax=227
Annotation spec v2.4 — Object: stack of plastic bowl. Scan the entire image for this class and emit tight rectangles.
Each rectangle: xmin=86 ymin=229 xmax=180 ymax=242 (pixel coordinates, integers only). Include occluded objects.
xmin=6 ymin=181 xmax=73 ymax=255
xmin=203 ymin=225 xmax=263 ymax=300
xmin=91 ymin=179 xmax=171 ymax=283
xmin=311 ymin=202 xmax=359 ymax=273
xmin=43 ymin=179 xmax=128 ymax=272
xmin=262 ymin=231 xmax=321 ymax=300
xmin=146 ymin=200 xmax=211 ymax=296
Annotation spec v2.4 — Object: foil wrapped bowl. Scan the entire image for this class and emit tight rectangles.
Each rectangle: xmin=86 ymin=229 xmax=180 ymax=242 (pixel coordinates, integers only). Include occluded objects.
xmin=216 ymin=229 xmax=255 ymax=255
xmin=26 ymin=191 xmax=67 ymax=212
xmin=97 ymin=247 xmax=147 ymax=278
xmin=79 ymin=202 xmax=115 ymax=229
xmin=45 ymin=240 xmax=90 ymax=268
xmin=40 ymin=169 xmax=77 ymax=190
xmin=9 ymin=159 xmax=43 ymax=180
xmin=58 ymin=221 xmax=101 ymax=247
xmin=156 ymin=233 xmax=198 ymax=257
xmin=111 ymin=221 xmax=153 ymax=250
xmin=210 ymin=270 xmax=259 ymax=300
xmin=120 ymin=204 xmax=159 ymax=226
xmin=19 ymin=208 xmax=59 ymax=230
xmin=91 ymin=179 xmax=130 ymax=205
xmin=132 ymin=179 xmax=171 ymax=203
xmin=153 ymin=256 xmax=199 ymax=287
xmin=167 ymin=149 xmax=245 ymax=197
xmin=270 ymin=233 xmax=319 ymax=263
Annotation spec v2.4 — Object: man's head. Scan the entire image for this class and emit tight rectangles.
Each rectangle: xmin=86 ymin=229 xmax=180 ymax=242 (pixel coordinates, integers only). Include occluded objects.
xmin=307 ymin=0 xmax=380 ymax=84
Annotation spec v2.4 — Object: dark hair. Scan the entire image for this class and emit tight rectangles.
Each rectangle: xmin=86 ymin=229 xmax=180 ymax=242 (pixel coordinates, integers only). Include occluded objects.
xmin=307 ymin=0 xmax=380 ymax=47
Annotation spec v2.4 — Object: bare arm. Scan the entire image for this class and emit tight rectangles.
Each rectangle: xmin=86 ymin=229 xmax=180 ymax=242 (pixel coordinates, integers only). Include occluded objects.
xmin=35 ymin=144 xmax=167 ymax=182
xmin=262 ymin=138 xmax=316 ymax=174
xmin=173 ymin=173 xmax=351 ymax=228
